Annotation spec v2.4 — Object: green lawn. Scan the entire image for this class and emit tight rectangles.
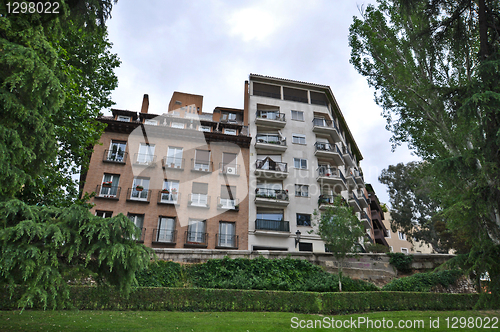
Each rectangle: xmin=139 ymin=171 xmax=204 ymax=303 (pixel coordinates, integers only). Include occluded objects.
xmin=0 ymin=310 xmax=498 ymax=331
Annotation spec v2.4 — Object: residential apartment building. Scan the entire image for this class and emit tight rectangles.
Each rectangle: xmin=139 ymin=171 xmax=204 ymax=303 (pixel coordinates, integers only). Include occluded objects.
xmin=246 ymin=74 xmax=370 ymax=252
xmin=80 ymin=92 xmax=251 ymax=250
xmin=366 ymin=184 xmax=389 ymax=247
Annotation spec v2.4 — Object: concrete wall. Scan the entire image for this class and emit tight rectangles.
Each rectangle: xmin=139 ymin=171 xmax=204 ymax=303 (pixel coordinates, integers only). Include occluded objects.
xmin=153 ymin=248 xmax=455 ymax=284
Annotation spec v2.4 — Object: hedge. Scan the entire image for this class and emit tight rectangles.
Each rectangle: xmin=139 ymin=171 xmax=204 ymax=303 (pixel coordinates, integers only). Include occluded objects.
xmin=0 ymin=286 xmax=497 ymax=313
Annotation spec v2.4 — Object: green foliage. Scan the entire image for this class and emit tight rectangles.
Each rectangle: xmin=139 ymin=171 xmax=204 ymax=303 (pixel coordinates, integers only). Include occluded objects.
xmin=1 ymin=286 xmax=496 ymax=313
xmin=382 ymin=270 xmax=463 ymax=292
xmin=0 ymin=199 xmax=153 ymax=310
xmin=135 ymin=261 xmax=183 ymax=288
xmin=365 ymin=243 xmax=390 ymax=253
xmin=387 ymin=252 xmax=414 ymax=273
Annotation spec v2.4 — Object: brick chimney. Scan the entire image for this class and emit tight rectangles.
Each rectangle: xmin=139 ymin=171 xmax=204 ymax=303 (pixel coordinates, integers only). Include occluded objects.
xmin=140 ymin=94 xmax=149 ymax=113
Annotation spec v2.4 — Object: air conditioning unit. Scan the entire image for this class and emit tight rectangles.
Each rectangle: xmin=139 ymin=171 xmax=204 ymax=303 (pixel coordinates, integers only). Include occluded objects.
xmin=226 ymin=167 xmax=236 ymax=174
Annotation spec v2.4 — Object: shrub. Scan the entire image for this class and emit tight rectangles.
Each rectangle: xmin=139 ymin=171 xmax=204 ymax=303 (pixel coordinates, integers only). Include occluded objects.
xmin=382 ymin=270 xmax=463 ymax=292
xmin=136 ymin=260 xmax=184 ymax=287
xmin=387 ymin=252 xmax=414 ymax=273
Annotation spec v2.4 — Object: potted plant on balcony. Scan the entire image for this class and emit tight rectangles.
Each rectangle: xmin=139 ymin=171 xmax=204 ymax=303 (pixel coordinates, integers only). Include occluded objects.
xmin=161 ymin=189 xmax=169 ymax=194
xmin=102 ymin=181 xmax=112 ymax=187
xmin=234 ymin=204 xmax=239 ymax=210
xmin=135 ymin=185 xmax=144 ymax=192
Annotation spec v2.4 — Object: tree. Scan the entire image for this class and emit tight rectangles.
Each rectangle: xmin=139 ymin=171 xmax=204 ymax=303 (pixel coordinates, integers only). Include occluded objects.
xmin=349 ymin=0 xmax=500 ymax=294
xmin=379 ymin=161 xmax=470 ymax=253
xmin=313 ymin=197 xmax=365 ymax=291
xmin=0 ymin=1 xmax=153 ymax=309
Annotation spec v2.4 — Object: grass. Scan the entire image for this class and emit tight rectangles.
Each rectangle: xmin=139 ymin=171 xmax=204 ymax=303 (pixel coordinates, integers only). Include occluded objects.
xmin=0 ymin=310 xmax=498 ymax=331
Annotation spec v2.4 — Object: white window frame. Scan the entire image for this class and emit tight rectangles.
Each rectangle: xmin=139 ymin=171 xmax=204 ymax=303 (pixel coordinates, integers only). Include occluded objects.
xmin=108 ymin=141 xmax=126 ymax=162
xmin=218 ymin=222 xmax=235 ymax=247
xmin=292 ymin=134 xmax=306 ymax=145
xmin=199 ymin=125 xmax=211 ymax=132
xmin=291 ymin=110 xmax=304 ymax=121
xmin=157 ymin=217 xmax=176 ymax=242
xmin=385 ymin=229 xmax=391 ymax=238
xmin=144 ymin=119 xmax=158 ymax=125
xmin=96 ymin=210 xmax=113 ymax=218
xmin=295 ymin=184 xmax=309 ymax=197
xmin=401 ymin=248 xmax=409 ymax=254
xmin=100 ymin=174 xmax=120 ymax=197
xmin=127 ymin=214 xmax=144 ymax=240
xmin=130 ymin=177 xmax=150 ymax=200
xmin=293 ymin=158 xmax=307 ymax=169
xmin=398 ymin=231 xmax=406 ymax=241
xmin=188 ymin=219 xmax=206 ymax=243
xmin=161 ymin=180 xmax=179 ymax=203
xmin=117 ymin=115 xmax=131 ymax=122
xmin=190 ymin=193 xmax=208 ymax=206
xmin=166 ymin=147 xmax=183 ymax=168
xmin=223 ymin=128 xmax=237 ymax=135
xmin=137 ymin=144 xmax=155 ymax=164
xmin=171 ymin=122 xmax=185 ymax=129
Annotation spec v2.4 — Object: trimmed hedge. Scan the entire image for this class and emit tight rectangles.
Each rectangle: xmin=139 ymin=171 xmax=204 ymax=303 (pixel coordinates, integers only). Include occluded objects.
xmin=0 ymin=286 xmax=496 ymax=313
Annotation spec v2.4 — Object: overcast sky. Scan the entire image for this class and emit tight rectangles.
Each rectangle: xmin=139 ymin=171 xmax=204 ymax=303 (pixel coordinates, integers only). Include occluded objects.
xmin=106 ymin=0 xmax=419 ymax=205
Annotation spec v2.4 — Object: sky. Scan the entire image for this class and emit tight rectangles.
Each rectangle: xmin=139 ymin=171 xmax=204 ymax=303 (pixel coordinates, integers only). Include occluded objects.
xmin=105 ymin=0 xmax=419 ymax=205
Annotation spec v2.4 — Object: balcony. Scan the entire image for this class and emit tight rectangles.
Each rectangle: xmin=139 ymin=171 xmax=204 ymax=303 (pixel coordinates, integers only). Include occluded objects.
xmin=348 ymin=192 xmax=362 ymax=212
xmin=126 ymin=188 xmax=151 ymax=203
xmin=95 ymin=185 xmax=121 ymax=200
xmin=254 ymin=159 xmax=288 ymax=179
xmin=217 ymin=197 xmax=239 ymax=211
xmin=255 ymin=111 xmax=286 ymax=128
xmin=184 ymin=231 xmax=208 ymax=247
xmin=342 ymin=147 xmax=357 ymax=167
xmin=255 ymin=219 xmax=290 ymax=236
xmin=152 ymin=229 xmax=177 ymax=245
xmin=316 ymin=167 xmax=347 ymax=192
xmin=253 ymin=90 xmax=281 ymax=99
xmin=157 ymin=191 xmax=180 ymax=205
xmin=314 ymin=142 xmax=344 ymax=166
xmin=188 ymin=194 xmax=211 ymax=208
xmin=359 ymin=192 xmax=370 ymax=209
xmin=134 ymin=228 xmax=146 ymax=243
xmin=353 ymin=168 xmax=365 ymax=186
xmin=219 ymin=163 xmax=240 ymax=176
xmin=255 ymin=135 xmax=287 ymax=152
xmin=318 ymin=194 xmax=337 ymax=210
xmin=191 ymin=159 xmax=213 ymax=173
xmin=162 ymin=157 xmax=185 ymax=170
xmin=374 ymin=229 xmax=390 ymax=247
xmin=254 ymin=188 xmax=289 ymax=207
xmin=360 ymin=211 xmax=372 ymax=229
xmin=103 ymin=149 xmax=128 ymax=164
xmin=346 ymin=171 xmax=357 ymax=190
xmin=215 ymin=234 xmax=239 ymax=249
xmin=133 ymin=153 xmax=157 ymax=167
xmin=312 ymin=118 xmax=342 ymax=142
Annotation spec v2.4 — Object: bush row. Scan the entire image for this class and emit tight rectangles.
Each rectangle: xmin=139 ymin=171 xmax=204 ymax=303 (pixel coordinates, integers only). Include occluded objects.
xmin=136 ymin=256 xmax=378 ymax=292
xmin=1 ymin=286 xmax=496 ymax=313
xmin=382 ymin=269 xmax=463 ymax=291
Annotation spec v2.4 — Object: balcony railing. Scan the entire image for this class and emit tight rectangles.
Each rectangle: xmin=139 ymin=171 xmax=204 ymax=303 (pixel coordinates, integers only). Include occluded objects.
xmin=255 ymin=159 xmax=288 ymax=172
xmin=342 ymin=146 xmax=356 ymax=163
xmin=157 ymin=191 xmax=180 ymax=205
xmin=361 ymin=211 xmax=372 ymax=224
xmin=318 ymin=194 xmax=336 ymax=206
xmin=255 ymin=188 xmax=289 ymax=201
xmin=314 ymin=142 xmax=343 ymax=155
xmin=215 ymin=234 xmax=239 ymax=248
xmin=217 ymin=197 xmax=239 ymax=210
xmin=96 ymin=185 xmax=121 ymax=199
xmin=127 ymin=188 xmax=151 ymax=203
xmin=256 ymin=111 xmax=285 ymax=121
xmin=191 ymin=159 xmax=213 ymax=172
xmin=284 ymin=95 xmax=308 ymax=103
xmin=317 ymin=167 xmax=346 ymax=183
xmin=255 ymin=219 xmax=290 ymax=232
xmin=312 ymin=118 xmax=339 ymax=131
xmin=152 ymin=229 xmax=177 ymax=244
xmin=349 ymin=192 xmax=361 ymax=210
xmin=162 ymin=157 xmax=185 ymax=170
xmin=310 ymin=98 xmax=328 ymax=106
xmin=134 ymin=228 xmax=146 ymax=242
xmin=103 ymin=149 xmax=127 ymax=163
xmin=256 ymin=135 xmax=287 ymax=146
xmin=219 ymin=163 xmax=240 ymax=176
xmin=185 ymin=231 xmax=208 ymax=246
xmin=188 ymin=194 xmax=211 ymax=208
xmin=134 ymin=153 xmax=157 ymax=166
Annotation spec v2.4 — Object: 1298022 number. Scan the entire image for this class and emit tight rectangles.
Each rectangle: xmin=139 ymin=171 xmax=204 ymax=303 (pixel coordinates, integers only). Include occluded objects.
xmin=6 ymin=2 xmax=60 ymax=14
xmin=445 ymin=316 xmax=498 ymax=329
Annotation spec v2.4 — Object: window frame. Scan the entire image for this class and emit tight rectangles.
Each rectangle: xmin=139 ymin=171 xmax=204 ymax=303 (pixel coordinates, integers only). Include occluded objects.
xmin=295 ymin=184 xmax=309 ymax=197
xmin=293 ymin=158 xmax=307 ymax=169
xmin=291 ymin=110 xmax=304 ymax=121
xmin=292 ymin=134 xmax=306 ymax=145
xmin=296 ymin=213 xmax=311 ymax=227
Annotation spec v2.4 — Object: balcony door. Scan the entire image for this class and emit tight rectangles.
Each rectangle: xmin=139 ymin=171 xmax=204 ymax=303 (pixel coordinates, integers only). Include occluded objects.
xmin=219 ymin=222 xmax=235 ymax=247
xmin=157 ymin=217 xmax=175 ymax=242
xmin=166 ymin=147 xmax=183 ymax=167
xmin=100 ymin=174 xmax=120 ymax=197
xmin=137 ymin=143 xmax=155 ymax=164
xmin=191 ymin=182 xmax=208 ymax=206
xmin=188 ymin=220 xmax=205 ymax=243
xmin=131 ymin=177 xmax=149 ymax=200
xmin=161 ymin=180 xmax=179 ymax=203
xmin=194 ymin=149 xmax=210 ymax=171
xmin=108 ymin=141 xmax=126 ymax=162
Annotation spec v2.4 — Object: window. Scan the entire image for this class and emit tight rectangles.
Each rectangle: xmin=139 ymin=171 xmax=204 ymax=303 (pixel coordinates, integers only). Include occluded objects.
xmin=156 ymin=217 xmax=175 ymax=243
xmin=223 ymin=128 xmax=237 ymax=135
xmin=198 ymin=125 xmax=211 ymax=132
xmin=144 ymin=119 xmax=158 ymax=125
xmin=187 ymin=219 xmax=206 ymax=243
xmin=220 ymin=185 xmax=236 ymax=209
xmin=100 ymin=174 xmax=120 ymax=197
xmin=96 ymin=210 xmax=112 ymax=218
xmin=191 ymin=182 xmax=208 ymax=207
xmin=293 ymin=158 xmax=307 ymax=169
xmin=398 ymin=231 xmax=406 ymax=241
xmin=218 ymin=222 xmax=235 ymax=247
xmin=292 ymin=134 xmax=306 ymax=144
xmin=137 ymin=144 xmax=155 ymax=164
xmin=222 ymin=113 xmax=237 ymax=122
xmin=130 ymin=177 xmax=150 ymax=200
xmin=258 ymin=110 xmax=279 ymax=120
xmin=108 ymin=141 xmax=126 ymax=162
xmin=296 ymin=213 xmax=311 ymax=226
xmin=127 ymin=214 xmax=144 ymax=241
xmin=299 ymin=242 xmax=313 ymax=252
xmin=389 ymin=246 xmax=393 ymax=252
xmin=166 ymin=147 xmax=183 ymax=168
xmin=222 ymin=152 xmax=237 ymax=174
xmin=256 ymin=209 xmax=287 ymax=231
xmin=117 ymin=115 xmax=131 ymax=122
xmin=160 ymin=180 xmax=179 ymax=203
xmin=401 ymin=248 xmax=409 ymax=254
xmin=256 ymin=133 xmax=281 ymax=144
xmin=194 ymin=149 xmax=211 ymax=171
xmin=291 ymin=110 xmax=304 ymax=121
xmin=385 ymin=230 xmax=391 ymax=238
xmin=295 ymin=184 xmax=309 ymax=197
xmin=171 ymin=122 xmax=184 ymax=129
